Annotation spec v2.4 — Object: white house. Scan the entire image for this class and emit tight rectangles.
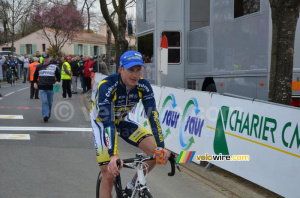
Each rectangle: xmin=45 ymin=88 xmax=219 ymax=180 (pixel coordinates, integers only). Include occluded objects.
xmin=0 ymin=28 xmax=107 ymax=56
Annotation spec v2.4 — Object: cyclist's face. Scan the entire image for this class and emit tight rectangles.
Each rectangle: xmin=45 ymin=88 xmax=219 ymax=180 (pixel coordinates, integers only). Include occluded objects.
xmin=119 ymin=65 xmax=142 ymax=88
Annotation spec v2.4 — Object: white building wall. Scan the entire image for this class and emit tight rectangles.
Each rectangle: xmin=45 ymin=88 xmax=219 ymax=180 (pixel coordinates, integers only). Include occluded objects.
xmin=0 ymin=29 xmax=106 ymax=56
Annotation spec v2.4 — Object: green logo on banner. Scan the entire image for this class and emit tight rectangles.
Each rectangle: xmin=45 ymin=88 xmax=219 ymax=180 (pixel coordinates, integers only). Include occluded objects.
xmin=214 ymin=106 xmax=230 ymax=155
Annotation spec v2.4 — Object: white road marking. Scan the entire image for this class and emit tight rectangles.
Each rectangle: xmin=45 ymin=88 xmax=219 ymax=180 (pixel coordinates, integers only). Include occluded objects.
xmin=0 ymin=134 xmax=30 ymax=140
xmin=4 ymin=92 xmax=14 ymax=96
xmin=17 ymin=87 xmax=29 ymax=91
xmin=0 ymin=126 xmax=92 ymax=132
xmin=0 ymin=115 xmax=24 ymax=119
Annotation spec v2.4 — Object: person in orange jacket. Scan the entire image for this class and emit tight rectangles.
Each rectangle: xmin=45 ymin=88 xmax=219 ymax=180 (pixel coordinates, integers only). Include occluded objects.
xmin=27 ymin=57 xmax=40 ymax=99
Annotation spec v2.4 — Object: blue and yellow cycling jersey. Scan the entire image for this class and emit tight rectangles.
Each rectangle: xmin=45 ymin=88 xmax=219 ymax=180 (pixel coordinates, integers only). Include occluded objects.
xmin=8 ymin=60 xmax=17 ymax=69
xmin=91 ymin=73 xmax=165 ymax=157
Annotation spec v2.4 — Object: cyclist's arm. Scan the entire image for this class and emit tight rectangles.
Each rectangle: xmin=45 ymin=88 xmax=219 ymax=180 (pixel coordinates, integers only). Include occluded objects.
xmin=97 ymin=82 xmax=118 ymax=157
xmin=141 ymin=82 xmax=165 ymax=149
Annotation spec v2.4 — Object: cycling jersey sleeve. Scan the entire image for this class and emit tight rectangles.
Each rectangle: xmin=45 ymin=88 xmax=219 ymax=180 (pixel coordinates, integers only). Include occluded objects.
xmin=140 ymin=81 xmax=165 ymax=148
xmin=97 ymin=80 xmax=118 ymax=157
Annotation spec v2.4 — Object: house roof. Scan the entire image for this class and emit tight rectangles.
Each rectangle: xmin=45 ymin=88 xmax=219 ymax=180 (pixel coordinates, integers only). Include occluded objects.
xmin=73 ymin=32 xmax=107 ymax=45
xmin=43 ymin=28 xmax=107 ymax=45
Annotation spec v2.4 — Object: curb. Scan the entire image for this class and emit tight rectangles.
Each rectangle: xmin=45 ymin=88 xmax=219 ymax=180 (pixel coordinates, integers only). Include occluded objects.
xmin=80 ymin=94 xmax=282 ymax=198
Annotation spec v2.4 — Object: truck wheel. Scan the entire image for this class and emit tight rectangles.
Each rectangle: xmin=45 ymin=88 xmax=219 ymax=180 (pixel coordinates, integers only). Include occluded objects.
xmin=206 ymin=84 xmax=217 ymax=92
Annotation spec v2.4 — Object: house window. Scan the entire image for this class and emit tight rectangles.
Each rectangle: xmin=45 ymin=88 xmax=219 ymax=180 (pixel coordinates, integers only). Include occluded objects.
xmin=162 ymin=31 xmax=181 ymax=64
xmin=26 ymin=44 xmax=32 ymax=55
xmin=94 ymin=46 xmax=99 ymax=56
xmin=234 ymin=0 xmax=260 ymax=18
xmin=78 ymin=44 xmax=83 ymax=55
xmin=42 ymin=44 xmax=46 ymax=52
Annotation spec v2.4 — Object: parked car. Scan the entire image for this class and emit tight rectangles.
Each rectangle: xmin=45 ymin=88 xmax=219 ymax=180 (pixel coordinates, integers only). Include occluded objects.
xmin=0 ymin=51 xmax=24 ymax=61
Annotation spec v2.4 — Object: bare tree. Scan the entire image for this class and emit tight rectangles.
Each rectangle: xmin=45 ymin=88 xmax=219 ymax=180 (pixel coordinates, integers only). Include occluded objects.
xmin=99 ymin=0 xmax=135 ymax=70
xmin=82 ymin=0 xmax=97 ymax=33
xmin=0 ymin=0 xmax=35 ymax=52
xmin=0 ymin=1 xmax=10 ymax=44
xmin=269 ymin=0 xmax=300 ymax=105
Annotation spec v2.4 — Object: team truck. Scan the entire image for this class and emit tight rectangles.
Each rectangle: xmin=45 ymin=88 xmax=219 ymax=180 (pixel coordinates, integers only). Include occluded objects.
xmin=136 ymin=0 xmax=300 ymax=106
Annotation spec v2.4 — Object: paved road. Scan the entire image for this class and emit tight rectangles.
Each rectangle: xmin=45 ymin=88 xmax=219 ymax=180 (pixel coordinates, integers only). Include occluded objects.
xmin=0 ymin=81 xmax=232 ymax=198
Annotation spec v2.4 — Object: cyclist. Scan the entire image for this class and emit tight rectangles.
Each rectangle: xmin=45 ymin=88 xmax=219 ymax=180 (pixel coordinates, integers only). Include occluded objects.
xmin=90 ymin=51 xmax=170 ymax=197
xmin=8 ymin=56 xmax=18 ymax=81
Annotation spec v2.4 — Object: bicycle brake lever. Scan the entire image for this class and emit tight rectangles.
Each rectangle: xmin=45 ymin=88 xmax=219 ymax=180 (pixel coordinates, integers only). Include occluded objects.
xmin=168 ymin=153 xmax=176 ymax=176
xmin=176 ymin=163 xmax=181 ymax=172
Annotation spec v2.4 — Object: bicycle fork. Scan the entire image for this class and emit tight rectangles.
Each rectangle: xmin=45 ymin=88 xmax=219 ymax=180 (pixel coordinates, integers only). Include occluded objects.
xmin=131 ymin=163 xmax=148 ymax=198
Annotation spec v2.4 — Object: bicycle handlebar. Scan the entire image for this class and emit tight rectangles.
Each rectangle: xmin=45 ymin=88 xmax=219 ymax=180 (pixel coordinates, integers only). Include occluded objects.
xmin=116 ymin=152 xmax=180 ymax=176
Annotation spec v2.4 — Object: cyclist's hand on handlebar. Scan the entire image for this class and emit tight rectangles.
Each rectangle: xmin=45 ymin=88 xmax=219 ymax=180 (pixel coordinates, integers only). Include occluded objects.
xmin=163 ymin=149 xmax=170 ymax=165
xmin=108 ymin=155 xmax=123 ymax=177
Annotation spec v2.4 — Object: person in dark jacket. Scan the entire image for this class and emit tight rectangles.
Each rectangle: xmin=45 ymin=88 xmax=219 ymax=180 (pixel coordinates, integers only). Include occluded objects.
xmin=71 ymin=56 xmax=80 ymax=94
xmin=33 ymin=54 xmax=60 ymax=122
xmin=77 ymin=55 xmax=85 ymax=93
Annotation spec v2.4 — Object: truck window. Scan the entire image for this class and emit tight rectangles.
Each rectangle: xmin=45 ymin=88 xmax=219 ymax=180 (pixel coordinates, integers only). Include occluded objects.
xmin=162 ymin=31 xmax=181 ymax=64
xmin=234 ymin=0 xmax=260 ymax=18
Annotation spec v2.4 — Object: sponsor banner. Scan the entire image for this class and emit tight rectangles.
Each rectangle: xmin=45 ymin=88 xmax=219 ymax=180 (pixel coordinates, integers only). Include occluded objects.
xmin=158 ymin=87 xmax=211 ymax=163
xmin=91 ymin=73 xmax=107 ymax=101
xmin=200 ymin=94 xmax=300 ymax=198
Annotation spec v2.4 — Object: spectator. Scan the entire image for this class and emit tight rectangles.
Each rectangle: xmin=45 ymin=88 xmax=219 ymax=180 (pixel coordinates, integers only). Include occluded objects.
xmin=110 ymin=57 xmax=116 ymax=66
xmin=36 ymin=51 xmax=43 ymax=63
xmin=77 ymin=55 xmax=85 ymax=93
xmin=23 ymin=54 xmax=29 ymax=83
xmin=83 ymin=56 xmax=93 ymax=91
xmin=33 ymin=54 xmax=60 ymax=122
xmin=92 ymin=55 xmax=110 ymax=76
xmin=61 ymin=56 xmax=72 ymax=99
xmin=0 ymin=54 xmax=6 ymax=97
xmin=71 ymin=56 xmax=80 ymax=94
xmin=27 ymin=57 xmax=39 ymax=99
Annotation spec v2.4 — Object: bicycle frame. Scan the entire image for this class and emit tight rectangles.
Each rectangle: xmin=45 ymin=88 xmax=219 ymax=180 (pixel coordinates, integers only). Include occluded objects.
xmin=113 ymin=153 xmax=180 ymax=198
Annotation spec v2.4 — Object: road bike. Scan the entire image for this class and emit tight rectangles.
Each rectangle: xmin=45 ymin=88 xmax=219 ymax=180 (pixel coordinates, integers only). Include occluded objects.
xmin=10 ymin=68 xmax=16 ymax=86
xmin=96 ymin=152 xmax=180 ymax=198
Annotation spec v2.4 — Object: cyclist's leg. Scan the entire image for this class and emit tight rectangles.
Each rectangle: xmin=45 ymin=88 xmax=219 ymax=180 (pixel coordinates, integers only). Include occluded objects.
xmin=91 ymin=118 xmax=114 ymax=198
xmin=138 ymin=136 xmax=156 ymax=172
xmin=118 ymin=117 xmax=156 ymax=177
xmin=13 ymin=69 xmax=17 ymax=80
xmin=100 ymin=165 xmax=114 ymax=198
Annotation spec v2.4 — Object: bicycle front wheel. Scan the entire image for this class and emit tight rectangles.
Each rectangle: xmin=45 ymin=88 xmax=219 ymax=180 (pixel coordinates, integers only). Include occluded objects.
xmin=96 ymin=171 xmax=101 ymax=198
xmin=96 ymin=171 xmax=119 ymax=198
xmin=139 ymin=189 xmax=153 ymax=198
